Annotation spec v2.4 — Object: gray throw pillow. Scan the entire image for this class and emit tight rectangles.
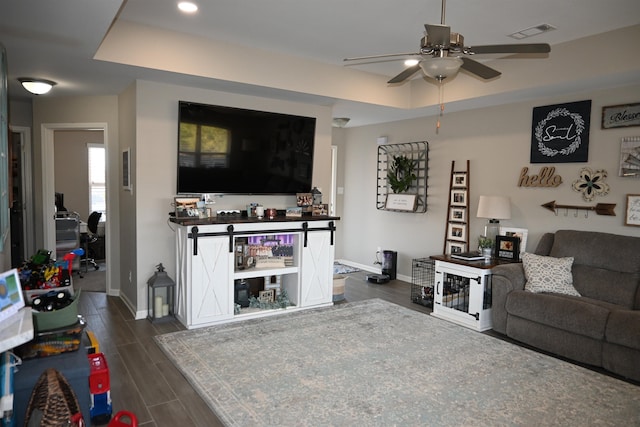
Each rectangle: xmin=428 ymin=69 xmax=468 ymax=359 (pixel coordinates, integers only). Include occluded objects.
xmin=522 ymin=252 xmax=580 ymax=296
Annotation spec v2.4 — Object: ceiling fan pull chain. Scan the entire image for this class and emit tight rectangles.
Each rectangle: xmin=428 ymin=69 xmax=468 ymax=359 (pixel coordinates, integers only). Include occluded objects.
xmin=436 ymin=81 xmax=445 ymax=134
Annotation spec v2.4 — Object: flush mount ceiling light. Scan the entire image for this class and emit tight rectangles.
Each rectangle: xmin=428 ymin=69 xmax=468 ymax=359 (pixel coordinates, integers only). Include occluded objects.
xmin=178 ymin=1 xmax=198 ymax=13
xmin=332 ymin=117 xmax=350 ymax=128
xmin=18 ymin=78 xmax=56 ymax=95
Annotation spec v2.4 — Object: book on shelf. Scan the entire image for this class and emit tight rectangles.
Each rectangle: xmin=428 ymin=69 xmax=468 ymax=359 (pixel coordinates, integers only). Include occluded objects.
xmin=450 ymin=252 xmax=486 ymax=261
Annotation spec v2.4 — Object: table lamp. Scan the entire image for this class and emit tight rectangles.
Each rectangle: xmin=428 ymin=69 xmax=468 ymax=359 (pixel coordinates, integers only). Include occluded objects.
xmin=476 ymin=195 xmax=511 ymax=244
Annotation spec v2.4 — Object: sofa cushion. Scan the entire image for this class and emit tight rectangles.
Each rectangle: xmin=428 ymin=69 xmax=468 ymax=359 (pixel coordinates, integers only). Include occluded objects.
xmin=522 ymin=252 xmax=580 ymax=296
xmin=505 ymin=290 xmax=612 ymax=340
xmin=605 ymin=310 xmax=640 ymax=350
xmin=550 ymin=230 xmax=640 ymax=274
xmin=572 ymin=265 xmax=639 ymax=309
xmin=549 ymin=230 xmax=640 ymax=309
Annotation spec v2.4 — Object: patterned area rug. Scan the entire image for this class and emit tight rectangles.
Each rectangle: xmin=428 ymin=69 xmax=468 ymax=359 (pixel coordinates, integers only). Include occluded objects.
xmin=155 ymin=299 xmax=640 ymax=426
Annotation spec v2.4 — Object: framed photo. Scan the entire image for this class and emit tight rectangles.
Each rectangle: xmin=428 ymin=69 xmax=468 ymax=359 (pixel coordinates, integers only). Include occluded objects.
xmin=499 ymin=227 xmax=528 ymax=259
xmin=174 ymin=197 xmax=200 ymax=218
xmin=452 ymin=172 xmax=467 ymax=188
xmin=495 ymin=235 xmax=520 ymax=261
xmin=625 ymin=194 xmax=640 ymax=226
xmin=450 ymin=189 xmax=467 ymax=206
xmin=446 ymin=241 xmax=466 ymax=255
xmin=296 ymin=193 xmax=313 ymax=207
xmin=447 ymin=223 xmax=466 ymax=242
xmin=122 ymin=148 xmax=132 ymax=191
xmin=602 ymin=103 xmax=640 ymax=129
xmin=449 ymin=207 xmax=466 ymax=222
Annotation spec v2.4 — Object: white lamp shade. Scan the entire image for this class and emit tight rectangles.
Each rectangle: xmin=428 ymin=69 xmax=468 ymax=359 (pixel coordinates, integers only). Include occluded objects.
xmin=477 ymin=195 xmax=512 ymax=220
xmin=419 ymin=57 xmax=463 ymax=80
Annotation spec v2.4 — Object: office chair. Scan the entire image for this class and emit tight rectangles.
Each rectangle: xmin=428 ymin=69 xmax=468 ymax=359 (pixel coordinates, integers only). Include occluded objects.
xmin=81 ymin=211 xmax=102 ymax=271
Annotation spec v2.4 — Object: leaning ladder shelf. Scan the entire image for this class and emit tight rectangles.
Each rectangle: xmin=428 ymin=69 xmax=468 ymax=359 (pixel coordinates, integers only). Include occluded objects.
xmin=376 ymin=141 xmax=429 ymax=213
xmin=443 ymin=160 xmax=470 ymax=254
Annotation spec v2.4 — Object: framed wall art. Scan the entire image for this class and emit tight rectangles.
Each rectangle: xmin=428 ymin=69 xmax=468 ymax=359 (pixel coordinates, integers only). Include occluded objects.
xmin=618 ymin=136 xmax=640 ymax=178
xmin=531 ymin=100 xmax=591 ymax=163
xmin=625 ymin=194 xmax=640 ymax=227
xmin=602 ymin=103 xmax=640 ymax=129
xmin=495 ymin=235 xmax=520 ymax=261
xmin=122 ymin=148 xmax=132 ymax=192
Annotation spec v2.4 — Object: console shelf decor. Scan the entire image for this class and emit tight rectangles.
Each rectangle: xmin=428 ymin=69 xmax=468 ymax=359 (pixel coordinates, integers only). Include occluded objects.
xmin=376 ymin=141 xmax=428 ymax=213
xmin=172 ymin=216 xmax=338 ymax=329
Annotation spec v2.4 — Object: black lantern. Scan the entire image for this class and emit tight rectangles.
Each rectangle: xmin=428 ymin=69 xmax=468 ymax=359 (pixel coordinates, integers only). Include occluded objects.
xmin=311 ymin=187 xmax=322 ymax=205
xmin=147 ymin=263 xmax=175 ymax=322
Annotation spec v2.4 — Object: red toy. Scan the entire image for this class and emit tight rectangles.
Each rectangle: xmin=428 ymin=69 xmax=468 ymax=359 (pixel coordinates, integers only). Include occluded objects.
xmin=108 ymin=411 xmax=138 ymax=427
xmin=88 ymin=352 xmax=112 ymax=424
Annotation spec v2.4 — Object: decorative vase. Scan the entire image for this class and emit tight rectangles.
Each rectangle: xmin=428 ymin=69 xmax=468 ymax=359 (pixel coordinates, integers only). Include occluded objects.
xmin=481 ymin=247 xmax=493 ymax=259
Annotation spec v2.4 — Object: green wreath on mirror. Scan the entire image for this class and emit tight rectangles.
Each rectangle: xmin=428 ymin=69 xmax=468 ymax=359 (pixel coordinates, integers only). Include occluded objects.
xmin=387 ymin=155 xmax=417 ymax=193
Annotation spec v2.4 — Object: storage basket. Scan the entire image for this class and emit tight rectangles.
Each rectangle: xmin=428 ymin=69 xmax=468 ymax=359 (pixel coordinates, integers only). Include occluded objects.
xmin=24 ymin=368 xmax=85 ymax=427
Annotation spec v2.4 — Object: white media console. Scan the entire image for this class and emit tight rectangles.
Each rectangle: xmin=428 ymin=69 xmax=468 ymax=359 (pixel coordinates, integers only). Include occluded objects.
xmin=173 ymin=216 xmax=338 ymax=329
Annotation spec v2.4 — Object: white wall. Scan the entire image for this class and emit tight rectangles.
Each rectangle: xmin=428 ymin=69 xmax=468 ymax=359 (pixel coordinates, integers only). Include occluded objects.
xmin=335 ymin=83 xmax=640 ymax=279
xmin=128 ymin=80 xmax=333 ymax=317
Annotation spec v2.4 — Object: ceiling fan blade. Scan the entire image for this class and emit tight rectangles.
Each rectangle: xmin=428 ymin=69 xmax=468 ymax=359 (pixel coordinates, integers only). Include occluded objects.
xmin=424 ymin=24 xmax=451 ymax=47
xmin=467 ymin=43 xmax=550 ymax=55
xmin=460 ymin=57 xmax=501 ymax=80
xmin=388 ymin=64 xmax=421 ymax=84
xmin=344 ymin=52 xmax=420 ymax=62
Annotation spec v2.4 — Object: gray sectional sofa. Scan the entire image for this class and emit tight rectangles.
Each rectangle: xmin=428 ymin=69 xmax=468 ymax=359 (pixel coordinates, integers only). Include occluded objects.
xmin=491 ymin=229 xmax=640 ymax=382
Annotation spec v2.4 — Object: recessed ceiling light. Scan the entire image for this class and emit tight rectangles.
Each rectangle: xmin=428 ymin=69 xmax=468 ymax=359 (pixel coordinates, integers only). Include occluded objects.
xmin=404 ymin=59 xmax=420 ymax=67
xmin=178 ymin=2 xmax=198 ymax=13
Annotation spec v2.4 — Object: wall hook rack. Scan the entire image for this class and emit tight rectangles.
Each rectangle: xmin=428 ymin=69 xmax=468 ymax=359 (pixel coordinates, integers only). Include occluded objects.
xmin=541 ymin=200 xmax=616 ymax=217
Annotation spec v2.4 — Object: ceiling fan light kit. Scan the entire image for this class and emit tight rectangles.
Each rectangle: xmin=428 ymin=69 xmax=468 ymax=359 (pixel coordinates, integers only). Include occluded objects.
xmin=343 ymin=0 xmax=550 ymax=85
xmin=419 ymin=57 xmax=463 ymax=81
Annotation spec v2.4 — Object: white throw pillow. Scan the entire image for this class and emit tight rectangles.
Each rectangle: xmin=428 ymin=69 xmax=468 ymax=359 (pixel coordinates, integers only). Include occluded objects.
xmin=521 ymin=252 xmax=580 ymax=296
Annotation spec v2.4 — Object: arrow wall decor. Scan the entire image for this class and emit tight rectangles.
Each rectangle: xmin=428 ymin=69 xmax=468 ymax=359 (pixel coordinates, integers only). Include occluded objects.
xmin=541 ymin=200 xmax=616 ymax=216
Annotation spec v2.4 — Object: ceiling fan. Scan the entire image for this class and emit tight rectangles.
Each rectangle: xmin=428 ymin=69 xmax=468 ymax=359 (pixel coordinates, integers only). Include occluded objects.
xmin=344 ymin=0 xmax=551 ymax=84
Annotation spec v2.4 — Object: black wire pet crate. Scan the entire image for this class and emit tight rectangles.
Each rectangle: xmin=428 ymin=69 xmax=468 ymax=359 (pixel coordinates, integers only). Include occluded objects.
xmin=411 ymin=258 xmax=435 ymax=308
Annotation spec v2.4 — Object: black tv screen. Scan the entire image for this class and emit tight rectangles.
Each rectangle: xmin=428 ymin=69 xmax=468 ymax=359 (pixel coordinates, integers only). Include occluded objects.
xmin=177 ymin=101 xmax=316 ymax=195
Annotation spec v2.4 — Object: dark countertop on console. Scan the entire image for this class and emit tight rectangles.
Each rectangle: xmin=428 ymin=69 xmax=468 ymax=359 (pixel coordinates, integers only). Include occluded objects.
xmin=170 ymin=215 xmax=340 ymax=226
xmin=430 ymin=254 xmax=520 ymax=270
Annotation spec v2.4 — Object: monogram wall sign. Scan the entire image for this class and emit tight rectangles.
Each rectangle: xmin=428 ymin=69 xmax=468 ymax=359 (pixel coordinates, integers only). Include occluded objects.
xmin=531 ymin=100 xmax=591 ymax=163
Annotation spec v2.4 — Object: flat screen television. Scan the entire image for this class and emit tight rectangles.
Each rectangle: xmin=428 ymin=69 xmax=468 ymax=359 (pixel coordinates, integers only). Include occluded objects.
xmin=177 ymin=101 xmax=316 ymax=195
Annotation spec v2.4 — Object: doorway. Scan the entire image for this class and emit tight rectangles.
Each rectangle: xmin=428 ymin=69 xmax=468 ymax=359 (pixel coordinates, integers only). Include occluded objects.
xmin=9 ymin=126 xmax=34 ymax=265
xmin=41 ymin=123 xmax=111 ymax=294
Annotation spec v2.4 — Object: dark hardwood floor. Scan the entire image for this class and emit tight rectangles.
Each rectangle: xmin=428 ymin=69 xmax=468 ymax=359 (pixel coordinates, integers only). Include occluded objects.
xmin=78 ymin=271 xmax=423 ymax=426
xmin=77 ymin=269 xmax=637 ymax=426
